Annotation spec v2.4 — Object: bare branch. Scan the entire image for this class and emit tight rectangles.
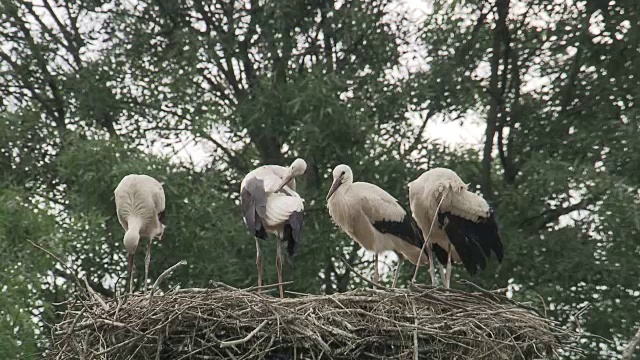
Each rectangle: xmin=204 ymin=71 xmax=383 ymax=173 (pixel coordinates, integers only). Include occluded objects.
xmin=622 ymin=325 xmax=640 ymax=360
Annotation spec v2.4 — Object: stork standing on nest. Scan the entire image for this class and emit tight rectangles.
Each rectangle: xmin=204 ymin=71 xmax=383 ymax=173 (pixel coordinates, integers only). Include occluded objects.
xmin=114 ymin=174 xmax=166 ymax=293
xmin=409 ymin=168 xmax=504 ymax=288
xmin=240 ymin=158 xmax=306 ymax=298
xmin=326 ymin=164 xmax=446 ymax=287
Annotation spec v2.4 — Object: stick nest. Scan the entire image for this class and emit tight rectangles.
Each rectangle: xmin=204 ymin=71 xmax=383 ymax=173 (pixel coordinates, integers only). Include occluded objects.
xmin=47 ymin=282 xmax=578 ymax=359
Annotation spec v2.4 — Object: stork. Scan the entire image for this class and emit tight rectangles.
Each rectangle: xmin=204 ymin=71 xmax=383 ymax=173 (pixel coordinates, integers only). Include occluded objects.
xmin=326 ymin=164 xmax=446 ymax=287
xmin=240 ymin=158 xmax=306 ymax=298
xmin=114 ymin=174 xmax=166 ymax=293
xmin=409 ymin=167 xmax=504 ymax=288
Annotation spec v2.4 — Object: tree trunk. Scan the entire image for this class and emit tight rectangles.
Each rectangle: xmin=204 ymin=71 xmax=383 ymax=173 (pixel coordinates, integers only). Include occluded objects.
xmin=482 ymin=0 xmax=510 ymax=200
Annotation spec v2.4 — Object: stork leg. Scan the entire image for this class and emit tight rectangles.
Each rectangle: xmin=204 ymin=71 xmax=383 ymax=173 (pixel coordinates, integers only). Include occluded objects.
xmin=276 ymin=236 xmax=284 ymax=298
xmin=412 ymin=189 xmax=449 ymax=285
xmin=438 ymin=262 xmax=447 ymax=286
xmin=426 ymin=243 xmax=437 ymax=286
xmin=392 ymin=253 xmax=403 ymax=288
xmin=255 ymin=238 xmax=263 ymax=295
xmin=373 ymin=253 xmax=380 ymax=285
xmin=144 ymin=237 xmax=152 ymax=292
xmin=128 ymin=254 xmax=135 ymax=294
xmin=445 ymin=244 xmax=453 ymax=289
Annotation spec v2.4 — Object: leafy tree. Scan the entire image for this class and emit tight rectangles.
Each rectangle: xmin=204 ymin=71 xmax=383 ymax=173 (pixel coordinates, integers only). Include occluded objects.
xmin=418 ymin=0 xmax=640 ymax=357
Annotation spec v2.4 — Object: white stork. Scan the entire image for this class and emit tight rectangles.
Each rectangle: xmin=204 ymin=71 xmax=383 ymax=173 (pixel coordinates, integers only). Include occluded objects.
xmin=409 ymin=167 xmax=504 ymax=288
xmin=326 ymin=164 xmax=446 ymax=287
xmin=240 ymin=158 xmax=306 ymax=298
xmin=114 ymin=174 xmax=166 ymax=293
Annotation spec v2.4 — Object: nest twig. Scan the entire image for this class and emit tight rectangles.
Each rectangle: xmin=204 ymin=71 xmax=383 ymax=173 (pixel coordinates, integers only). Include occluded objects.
xmin=46 ymin=282 xmax=580 ymax=359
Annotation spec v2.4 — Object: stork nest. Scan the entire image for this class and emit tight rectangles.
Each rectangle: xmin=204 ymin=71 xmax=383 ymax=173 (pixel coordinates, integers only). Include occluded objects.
xmin=47 ymin=280 xmax=579 ymax=359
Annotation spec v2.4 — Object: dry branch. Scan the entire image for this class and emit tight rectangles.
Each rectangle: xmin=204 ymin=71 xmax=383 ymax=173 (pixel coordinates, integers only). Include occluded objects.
xmin=46 ymin=283 xmax=580 ymax=359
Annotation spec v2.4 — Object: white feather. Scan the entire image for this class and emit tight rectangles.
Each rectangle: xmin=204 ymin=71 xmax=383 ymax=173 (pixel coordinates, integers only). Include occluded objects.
xmin=114 ymin=174 xmax=165 ymax=239
xmin=408 ymin=167 xmax=493 ymax=263
xmin=240 ymin=164 xmax=304 ymax=235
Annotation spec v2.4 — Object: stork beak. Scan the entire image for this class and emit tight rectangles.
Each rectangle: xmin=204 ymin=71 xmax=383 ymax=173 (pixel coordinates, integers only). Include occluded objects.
xmin=326 ymin=177 xmax=342 ymax=200
xmin=276 ymin=174 xmax=293 ymax=192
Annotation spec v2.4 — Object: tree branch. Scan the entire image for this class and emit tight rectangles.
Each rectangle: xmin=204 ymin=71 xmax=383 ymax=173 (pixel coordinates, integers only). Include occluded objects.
xmin=405 ymin=108 xmax=435 ymax=156
xmin=622 ymin=325 xmax=640 ymax=360
xmin=482 ymin=0 xmax=510 ymax=201
xmin=520 ymin=199 xmax=591 ymax=230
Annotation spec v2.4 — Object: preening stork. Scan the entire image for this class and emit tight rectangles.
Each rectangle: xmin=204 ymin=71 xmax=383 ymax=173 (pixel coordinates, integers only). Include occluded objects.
xmin=409 ymin=168 xmax=504 ymax=288
xmin=326 ymin=164 xmax=447 ymax=287
xmin=114 ymin=174 xmax=166 ymax=293
xmin=240 ymin=158 xmax=306 ymax=298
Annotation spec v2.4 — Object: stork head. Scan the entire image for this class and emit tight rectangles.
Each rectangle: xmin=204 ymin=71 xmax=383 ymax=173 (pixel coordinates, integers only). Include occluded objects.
xmin=326 ymin=164 xmax=353 ymax=200
xmin=276 ymin=158 xmax=307 ymax=192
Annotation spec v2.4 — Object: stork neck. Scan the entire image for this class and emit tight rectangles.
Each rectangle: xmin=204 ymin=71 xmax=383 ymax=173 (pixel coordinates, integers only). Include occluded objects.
xmin=334 ymin=180 xmax=351 ymax=199
xmin=124 ymin=216 xmax=143 ymax=254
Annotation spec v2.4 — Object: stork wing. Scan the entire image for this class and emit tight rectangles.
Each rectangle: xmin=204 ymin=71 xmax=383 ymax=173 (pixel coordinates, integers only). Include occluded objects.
xmin=354 ymin=182 xmax=405 ymax=222
xmin=152 ymin=182 xmax=166 ymax=224
xmin=253 ymin=165 xmax=296 ymax=193
xmin=240 ymin=177 xmax=268 ymax=239
xmin=440 ymin=190 xmax=503 ymax=262
xmin=264 ymin=192 xmax=304 ymax=228
xmin=352 ymin=182 xmax=424 ymax=248
xmin=283 ymin=210 xmax=303 ymax=256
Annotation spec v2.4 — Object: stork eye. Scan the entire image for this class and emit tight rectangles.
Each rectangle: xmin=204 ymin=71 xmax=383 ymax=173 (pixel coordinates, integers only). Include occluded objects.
xmin=341 ymin=171 xmax=345 ymax=176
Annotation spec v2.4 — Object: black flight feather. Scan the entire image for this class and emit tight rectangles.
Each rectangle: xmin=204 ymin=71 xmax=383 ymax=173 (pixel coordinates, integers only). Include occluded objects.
xmin=474 ymin=210 xmax=504 ymax=261
xmin=437 ymin=210 xmax=504 ymax=276
xmin=371 ymin=204 xmax=447 ymax=266
xmin=283 ymin=211 xmax=303 ymax=256
xmin=157 ymin=209 xmax=166 ymax=225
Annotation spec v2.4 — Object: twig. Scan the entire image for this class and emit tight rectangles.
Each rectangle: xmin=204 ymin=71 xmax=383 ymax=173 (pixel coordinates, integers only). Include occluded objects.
xmin=27 ymin=239 xmax=87 ymax=297
xmin=413 ymin=188 xmax=449 ymax=283
xmin=622 ymin=325 xmax=640 ymax=360
xmin=460 ymin=280 xmax=545 ymax=318
xmin=412 ymin=302 xmax=418 ymax=360
xmin=338 ymin=255 xmax=392 ymax=291
xmin=84 ymin=278 xmax=109 ymax=311
xmin=219 ymin=320 xmax=268 ymax=348
xmin=148 ymin=260 xmax=187 ymax=306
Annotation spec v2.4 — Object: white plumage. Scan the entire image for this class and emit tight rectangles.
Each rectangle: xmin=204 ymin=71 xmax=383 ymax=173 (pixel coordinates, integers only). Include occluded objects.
xmin=114 ymin=174 xmax=166 ymax=293
xmin=409 ymin=168 xmax=504 ymax=288
xmin=240 ymin=159 xmax=306 ymax=298
xmin=326 ymin=164 xmax=434 ymax=287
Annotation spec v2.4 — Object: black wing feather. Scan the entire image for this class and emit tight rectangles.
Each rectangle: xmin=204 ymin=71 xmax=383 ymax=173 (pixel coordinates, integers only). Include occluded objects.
xmin=283 ymin=211 xmax=304 ymax=256
xmin=474 ymin=210 xmax=504 ymax=261
xmin=158 ymin=209 xmax=166 ymax=225
xmin=372 ymin=214 xmax=420 ymax=248
xmin=438 ymin=210 xmax=503 ymax=276
xmin=371 ymin=204 xmax=448 ymax=266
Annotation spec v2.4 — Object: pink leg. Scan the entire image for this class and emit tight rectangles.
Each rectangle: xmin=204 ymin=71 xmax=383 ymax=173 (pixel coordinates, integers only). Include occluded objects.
xmin=391 ymin=260 xmax=402 ymax=288
xmin=392 ymin=256 xmax=402 ymax=288
xmin=445 ymin=244 xmax=452 ymax=288
xmin=373 ymin=253 xmax=380 ymax=285
xmin=255 ymin=238 xmax=262 ymax=294
xmin=276 ymin=238 xmax=283 ymax=298
xmin=128 ymin=254 xmax=134 ymax=294
xmin=144 ymin=237 xmax=151 ymax=292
